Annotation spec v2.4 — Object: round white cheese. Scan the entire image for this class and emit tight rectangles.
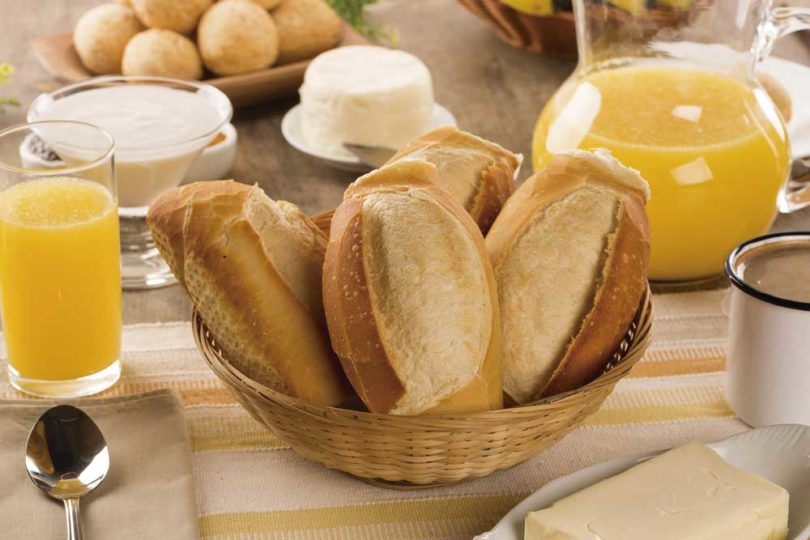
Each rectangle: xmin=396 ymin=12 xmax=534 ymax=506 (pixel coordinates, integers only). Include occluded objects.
xmin=299 ymin=45 xmax=434 ymax=157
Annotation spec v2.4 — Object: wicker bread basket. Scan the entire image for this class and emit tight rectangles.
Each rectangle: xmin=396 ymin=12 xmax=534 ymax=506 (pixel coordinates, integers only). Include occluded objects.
xmin=192 ymin=281 xmax=652 ymax=487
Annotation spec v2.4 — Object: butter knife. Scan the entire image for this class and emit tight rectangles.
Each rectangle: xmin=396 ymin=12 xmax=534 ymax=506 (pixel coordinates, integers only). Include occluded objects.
xmin=342 ymin=143 xmax=397 ymax=169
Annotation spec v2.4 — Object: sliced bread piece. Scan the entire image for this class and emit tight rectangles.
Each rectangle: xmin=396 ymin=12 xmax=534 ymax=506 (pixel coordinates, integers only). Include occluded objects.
xmin=486 ymin=150 xmax=650 ymax=403
xmin=147 ymin=180 xmax=349 ymax=406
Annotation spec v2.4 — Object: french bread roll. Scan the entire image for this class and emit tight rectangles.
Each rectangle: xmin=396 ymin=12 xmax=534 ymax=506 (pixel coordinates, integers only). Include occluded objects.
xmin=386 ymin=126 xmax=521 ymax=234
xmin=323 ymin=160 xmax=503 ymax=415
xmin=147 ymin=180 xmax=349 ymax=406
xmin=486 ymin=150 xmax=650 ymax=404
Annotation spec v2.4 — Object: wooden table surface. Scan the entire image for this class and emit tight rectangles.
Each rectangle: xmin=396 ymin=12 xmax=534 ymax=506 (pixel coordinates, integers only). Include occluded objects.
xmin=1 ymin=0 xmax=809 ymax=324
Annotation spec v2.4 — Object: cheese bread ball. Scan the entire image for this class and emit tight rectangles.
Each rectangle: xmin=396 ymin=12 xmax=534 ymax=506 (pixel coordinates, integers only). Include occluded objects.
xmin=115 ymin=0 xmax=133 ymax=7
xmin=252 ymin=0 xmax=281 ymax=8
xmin=122 ymin=29 xmax=203 ymax=79
xmin=197 ymin=0 xmax=279 ymax=76
xmin=131 ymin=0 xmax=212 ymax=34
xmin=74 ymin=4 xmax=144 ymax=75
xmin=274 ymin=0 xmax=342 ymax=64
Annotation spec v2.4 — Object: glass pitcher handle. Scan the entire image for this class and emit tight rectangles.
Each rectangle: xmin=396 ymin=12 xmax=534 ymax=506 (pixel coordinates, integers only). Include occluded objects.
xmin=784 ymin=157 xmax=810 ymax=212
xmin=756 ymin=6 xmax=810 ymax=61
xmin=757 ymin=6 xmax=810 ymax=212
xmin=772 ymin=7 xmax=810 ymax=38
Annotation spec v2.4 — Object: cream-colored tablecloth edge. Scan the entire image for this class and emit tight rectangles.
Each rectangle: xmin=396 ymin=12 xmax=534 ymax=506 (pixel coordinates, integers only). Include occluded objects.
xmin=1 ymin=289 xmax=743 ymax=540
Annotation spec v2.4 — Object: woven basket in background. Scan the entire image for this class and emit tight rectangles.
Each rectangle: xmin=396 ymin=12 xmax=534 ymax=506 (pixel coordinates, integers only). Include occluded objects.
xmin=192 ymin=280 xmax=653 ymax=487
xmin=459 ymin=0 xmax=577 ymax=56
xmin=457 ymin=0 xmax=710 ymax=57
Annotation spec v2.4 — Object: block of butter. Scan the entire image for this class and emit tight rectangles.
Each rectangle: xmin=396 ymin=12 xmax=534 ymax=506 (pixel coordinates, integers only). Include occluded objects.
xmin=525 ymin=441 xmax=789 ymax=540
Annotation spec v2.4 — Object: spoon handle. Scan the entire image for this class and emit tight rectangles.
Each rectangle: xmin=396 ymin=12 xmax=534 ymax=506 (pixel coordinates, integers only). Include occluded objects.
xmin=63 ymin=498 xmax=83 ymax=540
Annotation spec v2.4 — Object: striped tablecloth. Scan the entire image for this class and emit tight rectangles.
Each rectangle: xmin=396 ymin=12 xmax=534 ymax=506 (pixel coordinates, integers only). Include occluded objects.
xmin=0 ymin=289 xmax=746 ymax=539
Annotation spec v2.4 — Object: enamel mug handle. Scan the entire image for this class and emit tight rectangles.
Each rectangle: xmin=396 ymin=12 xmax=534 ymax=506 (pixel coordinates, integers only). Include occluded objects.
xmin=757 ymin=5 xmax=810 ymax=212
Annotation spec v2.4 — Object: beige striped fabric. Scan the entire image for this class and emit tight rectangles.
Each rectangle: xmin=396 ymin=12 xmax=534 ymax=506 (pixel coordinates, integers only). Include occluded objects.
xmin=0 ymin=289 xmax=747 ymax=539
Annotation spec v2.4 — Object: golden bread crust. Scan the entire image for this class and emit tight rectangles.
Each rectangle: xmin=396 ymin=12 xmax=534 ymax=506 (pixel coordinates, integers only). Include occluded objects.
xmin=385 ymin=126 xmax=520 ymax=233
xmin=322 ymin=199 xmax=406 ymax=413
xmin=540 ymin=194 xmax=648 ymax=397
xmin=273 ymin=0 xmax=342 ymax=64
xmin=487 ymin=151 xmax=650 ymax=402
xmin=73 ymin=4 xmax=144 ymax=75
xmin=147 ymin=180 xmax=349 ymax=406
xmin=197 ymin=0 xmax=279 ymax=76
xmin=324 ymin=160 xmax=503 ymax=415
xmin=147 ymin=180 xmax=253 ymax=285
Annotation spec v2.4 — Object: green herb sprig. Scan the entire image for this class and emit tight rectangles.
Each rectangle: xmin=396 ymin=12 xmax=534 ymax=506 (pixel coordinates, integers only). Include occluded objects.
xmin=326 ymin=0 xmax=398 ymax=46
xmin=0 ymin=63 xmax=19 ymax=113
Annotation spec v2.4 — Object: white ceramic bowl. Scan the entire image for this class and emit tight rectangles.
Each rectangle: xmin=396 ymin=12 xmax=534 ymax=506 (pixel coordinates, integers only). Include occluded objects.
xmin=19 ymin=132 xmax=67 ymax=169
xmin=184 ymin=122 xmax=237 ymax=181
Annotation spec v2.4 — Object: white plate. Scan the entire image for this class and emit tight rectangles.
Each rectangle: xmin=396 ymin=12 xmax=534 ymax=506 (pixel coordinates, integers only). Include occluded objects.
xmin=281 ymin=103 xmax=457 ymax=172
xmin=476 ymin=424 xmax=810 ymax=540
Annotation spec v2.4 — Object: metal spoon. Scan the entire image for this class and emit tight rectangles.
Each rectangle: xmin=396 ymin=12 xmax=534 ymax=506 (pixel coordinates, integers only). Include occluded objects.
xmin=25 ymin=405 xmax=110 ymax=540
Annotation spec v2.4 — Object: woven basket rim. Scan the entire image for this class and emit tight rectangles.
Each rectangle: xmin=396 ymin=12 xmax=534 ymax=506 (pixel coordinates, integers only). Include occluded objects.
xmin=458 ymin=0 xmax=712 ymax=22
xmin=193 ymin=286 xmax=653 ymax=423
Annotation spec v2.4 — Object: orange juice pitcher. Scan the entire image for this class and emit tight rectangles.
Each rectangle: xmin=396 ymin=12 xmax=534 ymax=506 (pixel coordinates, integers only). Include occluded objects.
xmin=532 ymin=0 xmax=810 ymax=282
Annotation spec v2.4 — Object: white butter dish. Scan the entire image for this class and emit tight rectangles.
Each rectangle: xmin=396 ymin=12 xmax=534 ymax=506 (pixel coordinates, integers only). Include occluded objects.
xmin=477 ymin=424 xmax=810 ymax=540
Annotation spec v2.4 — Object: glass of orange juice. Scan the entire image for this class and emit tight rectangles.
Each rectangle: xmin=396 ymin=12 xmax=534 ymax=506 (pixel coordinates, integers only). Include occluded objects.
xmin=0 ymin=121 xmax=121 ymax=397
xmin=531 ymin=0 xmax=810 ymax=284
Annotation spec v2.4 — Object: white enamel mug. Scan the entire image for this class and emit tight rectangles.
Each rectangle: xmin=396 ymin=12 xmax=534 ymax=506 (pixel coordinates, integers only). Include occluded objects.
xmin=725 ymin=232 xmax=810 ymax=427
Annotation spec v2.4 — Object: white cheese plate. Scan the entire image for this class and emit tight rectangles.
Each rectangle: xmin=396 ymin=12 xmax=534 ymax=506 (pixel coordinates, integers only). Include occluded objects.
xmin=476 ymin=424 xmax=810 ymax=540
xmin=281 ymin=103 xmax=456 ymax=172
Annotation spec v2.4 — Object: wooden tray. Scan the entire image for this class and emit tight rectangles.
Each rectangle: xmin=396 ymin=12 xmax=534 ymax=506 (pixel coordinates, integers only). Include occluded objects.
xmin=32 ymin=22 xmax=366 ymax=107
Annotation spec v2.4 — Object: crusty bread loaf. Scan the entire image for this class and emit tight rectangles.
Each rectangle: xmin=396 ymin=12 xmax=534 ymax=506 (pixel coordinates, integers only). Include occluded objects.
xmin=147 ymin=180 xmax=349 ymax=406
xmin=386 ymin=126 xmax=521 ymax=234
xmin=486 ymin=150 xmax=650 ymax=403
xmin=323 ymin=160 xmax=503 ymax=415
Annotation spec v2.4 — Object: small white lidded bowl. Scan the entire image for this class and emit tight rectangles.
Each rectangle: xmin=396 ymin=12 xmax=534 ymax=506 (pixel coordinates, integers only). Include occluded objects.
xmin=725 ymin=232 xmax=810 ymax=427
xmin=19 ymin=132 xmax=68 ymax=169
xmin=19 ymin=123 xmax=237 ymax=182
xmin=184 ymin=122 xmax=237 ymax=181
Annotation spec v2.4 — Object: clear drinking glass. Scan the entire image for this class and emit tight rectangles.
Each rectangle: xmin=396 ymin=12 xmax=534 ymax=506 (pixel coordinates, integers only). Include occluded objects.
xmin=28 ymin=76 xmax=233 ymax=289
xmin=532 ymin=0 xmax=810 ymax=284
xmin=0 ymin=121 xmax=121 ymax=397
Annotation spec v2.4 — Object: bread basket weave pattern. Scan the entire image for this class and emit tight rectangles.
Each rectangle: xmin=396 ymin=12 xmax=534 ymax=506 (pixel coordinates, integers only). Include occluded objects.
xmin=192 ymin=286 xmax=652 ymax=487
